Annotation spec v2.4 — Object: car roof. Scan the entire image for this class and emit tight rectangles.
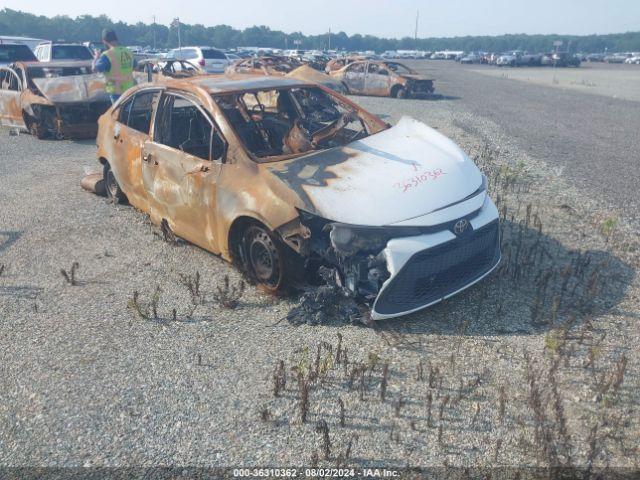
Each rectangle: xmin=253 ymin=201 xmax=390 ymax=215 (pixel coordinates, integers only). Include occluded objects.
xmin=180 ymin=74 xmax=311 ymax=93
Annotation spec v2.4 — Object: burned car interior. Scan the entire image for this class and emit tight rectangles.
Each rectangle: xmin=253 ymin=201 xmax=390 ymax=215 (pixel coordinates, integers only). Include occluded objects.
xmin=155 ymin=95 xmax=225 ymax=161
xmin=214 ymin=86 xmax=372 ymax=159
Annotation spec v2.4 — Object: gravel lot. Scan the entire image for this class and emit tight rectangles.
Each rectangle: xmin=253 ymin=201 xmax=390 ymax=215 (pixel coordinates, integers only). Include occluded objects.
xmin=0 ymin=64 xmax=639 ymax=473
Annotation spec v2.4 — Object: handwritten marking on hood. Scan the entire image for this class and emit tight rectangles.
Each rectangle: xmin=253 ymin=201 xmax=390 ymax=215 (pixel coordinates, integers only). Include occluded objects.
xmin=394 ymin=168 xmax=446 ymax=193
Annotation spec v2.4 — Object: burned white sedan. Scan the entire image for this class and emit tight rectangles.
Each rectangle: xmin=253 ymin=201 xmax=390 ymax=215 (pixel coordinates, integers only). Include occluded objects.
xmin=95 ymin=75 xmax=499 ymax=320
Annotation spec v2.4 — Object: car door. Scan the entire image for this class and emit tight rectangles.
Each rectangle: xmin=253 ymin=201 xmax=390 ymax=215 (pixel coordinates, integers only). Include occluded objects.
xmin=141 ymin=91 xmax=226 ymax=252
xmin=342 ymin=62 xmax=366 ymax=94
xmin=112 ymin=88 xmax=162 ymax=211
xmin=364 ymin=62 xmax=392 ymax=96
xmin=0 ymin=67 xmax=25 ymax=129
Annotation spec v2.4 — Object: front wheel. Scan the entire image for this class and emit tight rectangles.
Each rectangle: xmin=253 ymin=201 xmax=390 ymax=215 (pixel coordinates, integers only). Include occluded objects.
xmin=393 ymin=86 xmax=407 ymax=99
xmin=242 ymin=225 xmax=285 ymax=292
xmin=103 ymin=162 xmax=127 ymax=204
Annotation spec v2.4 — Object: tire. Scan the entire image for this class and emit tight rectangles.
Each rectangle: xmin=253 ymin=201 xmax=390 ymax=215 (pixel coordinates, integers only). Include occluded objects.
xmin=103 ymin=162 xmax=127 ymax=204
xmin=24 ymin=114 xmax=47 ymax=140
xmin=240 ymin=224 xmax=287 ymax=292
xmin=393 ymin=86 xmax=407 ymax=99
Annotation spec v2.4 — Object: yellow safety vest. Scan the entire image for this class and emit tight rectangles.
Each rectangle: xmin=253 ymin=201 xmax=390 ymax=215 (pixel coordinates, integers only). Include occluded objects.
xmin=103 ymin=46 xmax=135 ymax=94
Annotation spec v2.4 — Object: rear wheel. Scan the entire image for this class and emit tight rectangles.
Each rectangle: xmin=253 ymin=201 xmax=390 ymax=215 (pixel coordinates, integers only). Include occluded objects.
xmin=103 ymin=162 xmax=127 ymax=204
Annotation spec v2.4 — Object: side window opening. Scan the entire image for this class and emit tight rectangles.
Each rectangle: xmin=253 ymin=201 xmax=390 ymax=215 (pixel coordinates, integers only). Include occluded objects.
xmin=117 ymin=97 xmax=134 ymax=125
xmin=127 ymin=90 xmax=158 ymax=134
xmin=154 ymin=94 xmax=225 ymax=162
xmin=1 ymin=70 xmax=21 ymax=91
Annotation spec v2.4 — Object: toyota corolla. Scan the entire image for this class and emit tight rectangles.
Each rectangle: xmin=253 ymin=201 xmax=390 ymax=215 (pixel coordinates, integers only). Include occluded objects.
xmin=92 ymin=75 xmax=500 ymax=319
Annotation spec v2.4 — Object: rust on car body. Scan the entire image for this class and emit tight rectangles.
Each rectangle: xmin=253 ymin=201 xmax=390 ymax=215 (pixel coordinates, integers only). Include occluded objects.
xmin=90 ymin=74 xmax=501 ymax=320
xmin=94 ymin=75 xmax=385 ymax=284
xmin=329 ymin=60 xmax=435 ymax=99
xmin=0 ymin=60 xmax=111 ymax=139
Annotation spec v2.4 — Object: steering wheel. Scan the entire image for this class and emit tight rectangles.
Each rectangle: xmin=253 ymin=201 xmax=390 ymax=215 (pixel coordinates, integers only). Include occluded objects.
xmin=309 ymin=111 xmax=358 ymax=146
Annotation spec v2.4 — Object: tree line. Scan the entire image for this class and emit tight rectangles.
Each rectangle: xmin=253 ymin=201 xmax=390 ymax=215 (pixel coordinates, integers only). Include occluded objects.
xmin=2 ymin=8 xmax=639 ymax=53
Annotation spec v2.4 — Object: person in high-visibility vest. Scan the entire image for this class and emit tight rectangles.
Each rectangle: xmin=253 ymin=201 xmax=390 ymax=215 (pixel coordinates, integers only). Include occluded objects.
xmin=93 ymin=29 xmax=135 ymax=104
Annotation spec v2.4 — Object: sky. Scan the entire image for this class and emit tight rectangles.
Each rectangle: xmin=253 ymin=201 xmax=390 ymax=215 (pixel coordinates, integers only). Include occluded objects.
xmin=3 ymin=0 xmax=639 ymax=38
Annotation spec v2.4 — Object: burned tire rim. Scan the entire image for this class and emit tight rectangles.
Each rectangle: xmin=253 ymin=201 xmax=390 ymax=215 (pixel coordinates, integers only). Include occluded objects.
xmin=104 ymin=162 xmax=127 ymax=204
xmin=244 ymin=226 xmax=282 ymax=289
xmin=106 ymin=169 xmax=119 ymax=199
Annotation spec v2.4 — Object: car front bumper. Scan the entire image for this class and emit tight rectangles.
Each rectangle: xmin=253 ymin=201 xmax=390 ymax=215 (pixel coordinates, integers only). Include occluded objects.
xmin=370 ymin=195 xmax=501 ymax=320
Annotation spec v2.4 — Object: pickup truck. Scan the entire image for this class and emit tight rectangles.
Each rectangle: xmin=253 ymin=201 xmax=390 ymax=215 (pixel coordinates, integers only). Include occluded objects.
xmin=496 ymin=51 xmax=541 ymax=67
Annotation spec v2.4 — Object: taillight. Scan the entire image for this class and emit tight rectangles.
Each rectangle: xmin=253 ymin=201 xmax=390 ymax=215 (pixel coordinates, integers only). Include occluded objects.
xmin=199 ymin=59 xmax=205 ymax=66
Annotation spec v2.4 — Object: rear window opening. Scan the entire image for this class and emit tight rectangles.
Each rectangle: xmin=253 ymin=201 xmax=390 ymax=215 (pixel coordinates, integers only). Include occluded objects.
xmin=201 ymin=49 xmax=227 ymax=60
xmin=213 ymin=86 xmax=384 ymax=162
xmin=0 ymin=44 xmax=37 ymax=62
xmin=51 ymin=46 xmax=93 ymax=60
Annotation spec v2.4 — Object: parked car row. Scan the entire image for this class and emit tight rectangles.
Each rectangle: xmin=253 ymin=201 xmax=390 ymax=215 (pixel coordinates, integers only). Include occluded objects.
xmin=456 ymin=50 xmax=582 ymax=68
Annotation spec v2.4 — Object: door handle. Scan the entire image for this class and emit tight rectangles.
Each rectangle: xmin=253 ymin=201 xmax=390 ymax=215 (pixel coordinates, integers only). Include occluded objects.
xmin=142 ymin=152 xmax=152 ymax=162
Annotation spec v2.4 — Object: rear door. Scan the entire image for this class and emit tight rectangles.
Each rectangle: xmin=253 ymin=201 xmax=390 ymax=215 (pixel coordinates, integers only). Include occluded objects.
xmin=342 ymin=62 xmax=366 ymax=94
xmin=364 ymin=62 xmax=392 ymax=96
xmin=0 ymin=67 xmax=25 ymax=129
xmin=112 ymin=88 xmax=162 ymax=210
xmin=141 ymin=92 xmax=226 ymax=251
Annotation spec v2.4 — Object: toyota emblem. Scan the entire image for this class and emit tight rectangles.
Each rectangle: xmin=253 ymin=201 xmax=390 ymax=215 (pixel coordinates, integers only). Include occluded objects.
xmin=453 ymin=219 xmax=469 ymax=235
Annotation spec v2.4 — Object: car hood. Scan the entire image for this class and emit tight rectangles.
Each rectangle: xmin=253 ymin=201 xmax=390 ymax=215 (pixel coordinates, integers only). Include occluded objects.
xmin=285 ymin=65 xmax=346 ymax=92
xmin=399 ymin=73 xmax=433 ymax=81
xmin=32 ymin=73 xmax=110 ymax=103
xmin=267 ymin=116 xmax=483 ymax=226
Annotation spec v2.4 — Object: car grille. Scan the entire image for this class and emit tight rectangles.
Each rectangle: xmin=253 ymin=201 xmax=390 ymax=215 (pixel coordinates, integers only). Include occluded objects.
xmin=374 ymin=220 xmax=500 ymax=315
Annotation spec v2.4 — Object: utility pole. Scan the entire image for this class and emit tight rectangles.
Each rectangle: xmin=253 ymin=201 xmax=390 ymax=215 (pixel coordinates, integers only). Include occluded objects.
xmin=152 ymin=15 xmax=156 ymax=50
xmin=328 ymin=27 xmax=331 ymax=50
xmin=414 ymin=10 xmax=419 ymax=50
xmin=172 ymin=17 xmax=181 ymax=50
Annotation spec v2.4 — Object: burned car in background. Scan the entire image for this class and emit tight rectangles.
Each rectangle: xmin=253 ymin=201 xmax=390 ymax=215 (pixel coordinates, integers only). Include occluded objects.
xmin=91 ymin=75 xmax=499 ymax=320
xmin=134 ymin=58 xmax=201 ymax=84
xmin=0 ymin=60 xmax=110 ymax=139
xmin=329 ymin=60 xmax=435 ymax=98
xmin=226 ymin=56 xmax=347 ymax=94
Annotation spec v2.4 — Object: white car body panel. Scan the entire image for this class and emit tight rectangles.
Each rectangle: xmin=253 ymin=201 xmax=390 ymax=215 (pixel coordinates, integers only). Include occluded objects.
xmin=300 ymin=116 xmax=483 ymax=226
xmin=371 ymin=195 xmax=500 ymax=319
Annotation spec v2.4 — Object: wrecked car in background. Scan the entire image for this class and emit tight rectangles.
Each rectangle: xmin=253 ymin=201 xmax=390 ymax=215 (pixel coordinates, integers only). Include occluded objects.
xmin=134 ymin=58 xmax=201 ymax=84
xmin=0 ymin=60 xmax=110 ymax=139
xmin=325 ymin=55 xmax=373 ymax=73
xmin=90 ymin=75 xmax=500 ymax=320
xmin=329 ymin=60 xmax=435 ymax=98
xmin=226 ymin=56 xmax=347 ymax=94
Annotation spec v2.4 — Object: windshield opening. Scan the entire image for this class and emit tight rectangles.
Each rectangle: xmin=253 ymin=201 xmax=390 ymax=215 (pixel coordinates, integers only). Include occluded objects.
xmin=213 ymin=86 xmax=385 ymax=162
